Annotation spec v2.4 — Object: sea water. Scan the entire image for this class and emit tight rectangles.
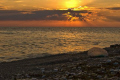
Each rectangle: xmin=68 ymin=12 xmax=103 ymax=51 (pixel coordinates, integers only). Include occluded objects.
xmin=0 ymin=27 xmax=120 ymax=62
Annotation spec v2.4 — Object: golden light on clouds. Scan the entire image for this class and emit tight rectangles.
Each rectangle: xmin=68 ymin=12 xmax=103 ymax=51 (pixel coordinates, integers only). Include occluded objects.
xmin=65 ymin=0 xmax=79 ymax=8
xmin=64 ymin=0 xmax=95 ymax=9
xmin=0 ymin=0 xmax=96 ymax=10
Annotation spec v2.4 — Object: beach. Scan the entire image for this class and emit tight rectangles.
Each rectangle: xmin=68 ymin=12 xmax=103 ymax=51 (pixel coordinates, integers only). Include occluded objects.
xmin=0 ymin=44 xmax=120 ymax=80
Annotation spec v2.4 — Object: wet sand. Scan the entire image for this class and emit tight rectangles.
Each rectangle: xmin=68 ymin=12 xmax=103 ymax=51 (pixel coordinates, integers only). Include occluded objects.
xmin=0 ymin=45 xmax=120 ymax=80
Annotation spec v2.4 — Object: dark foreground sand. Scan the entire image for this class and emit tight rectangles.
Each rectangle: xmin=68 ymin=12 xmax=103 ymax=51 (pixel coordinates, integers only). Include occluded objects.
xmin=0 ymin=44 xmax=120 ymax=80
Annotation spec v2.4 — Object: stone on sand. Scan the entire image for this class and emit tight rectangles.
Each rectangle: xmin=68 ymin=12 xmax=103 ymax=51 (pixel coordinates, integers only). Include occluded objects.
xmin=88 ymin=47 xmax=108 ymax=57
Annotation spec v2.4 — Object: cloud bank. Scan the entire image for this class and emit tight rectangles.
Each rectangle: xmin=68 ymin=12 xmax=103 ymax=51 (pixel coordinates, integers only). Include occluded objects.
xmin=106 ymin=7 xmax=120 ymax=10
xmin=0 ymin=7 xmax=120 ymax=22
xmin=0 ymin=10 xmax=92 ymax=21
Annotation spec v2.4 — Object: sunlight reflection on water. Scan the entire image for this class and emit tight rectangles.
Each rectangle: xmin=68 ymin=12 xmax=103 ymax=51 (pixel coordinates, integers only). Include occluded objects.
xmin=0 ymin=27 xmax=120 ymax=62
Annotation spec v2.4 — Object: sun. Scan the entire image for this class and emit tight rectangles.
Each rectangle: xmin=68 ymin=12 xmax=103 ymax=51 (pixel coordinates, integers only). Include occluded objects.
xmin=65 ymin=0 xmax=79 ymax=8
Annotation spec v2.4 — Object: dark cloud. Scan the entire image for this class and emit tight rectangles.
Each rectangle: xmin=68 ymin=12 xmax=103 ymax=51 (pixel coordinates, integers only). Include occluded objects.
xmin=93 ymin=7 xmax=120 ymax=22
xmin=0 ymin=10 xmax=24 ymax=14
xmin=0 ymin=10 xmax=92 ymax=21
xmin=0 ymin=6 xmax=4 ymax=9
xmin=106 ymin=7 xmax=120 ymax=10
xmin=106 ymin=16 xmax=120 ymax=22
xmin=1 ymin=9 xmax=120 ymax=22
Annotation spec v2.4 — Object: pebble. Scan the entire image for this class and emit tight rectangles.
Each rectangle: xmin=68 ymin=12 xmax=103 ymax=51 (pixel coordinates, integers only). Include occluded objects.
xmin=106 ymin=59 xmax=112 ymax=63
xmin=41 ymin=68 xmax=45 ymax=73
xmin=26 ymin=74 xmax=30 ymax=78
xmin=114 ymin=69 xmax=120 ymax=72
xmin=111 ymin=72 xmax=116 ymax=75
xmin=41 ymin=68 xmax=45 ymax=70
xmin=110 ymin=69 xmax=115 ymax=72
xmin=54 ymin=68 xmax=58 ymax=72
xmin=97 ymin=69 xmax=101 ymax=72
xmin=32 ymin=78 xmax=38 ymax=80
xmin=42 ymin=75 xmax=46 ymax=78
xmin=113 ymin=62 xmax=119 ymax=65
xmin=97 ymin=75 xmax=102 ymax=78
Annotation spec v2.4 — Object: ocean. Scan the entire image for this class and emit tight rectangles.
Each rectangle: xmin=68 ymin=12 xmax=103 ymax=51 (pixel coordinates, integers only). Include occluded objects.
xmin=0 ymin=27 xmax=120 ymax=62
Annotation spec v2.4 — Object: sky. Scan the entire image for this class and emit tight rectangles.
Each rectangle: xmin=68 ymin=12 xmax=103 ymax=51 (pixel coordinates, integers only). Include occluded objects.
xmin=0 ymin=0 xmax=120 ymax=27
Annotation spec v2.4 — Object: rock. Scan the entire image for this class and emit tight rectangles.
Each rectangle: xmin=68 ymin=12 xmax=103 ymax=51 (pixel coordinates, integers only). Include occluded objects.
xmin=97 ymin=75 xmax=102 ymax=79
xmin=106 ymin=59 xmax=112 ymax=63
xmin=11 ymin=76 xmax=17 ymax=80
xmin=110 ymin=44 xmax=120 ymax=48
xmin=0 ymin=76 xmax=4 ymax=80
xmin=41 ymin=68 xmax=45 ymax=73
xmin=88 ymin=47 xmax=108 ymax=57
xmin=31 ymin=78 xmax=38 ymax=80
xmin=115 ymin=56 xmax=120 ymax=60
xmin=110 ymin=69 xmax=115 ymax=72
xmin=42 ymin=75 xmax=46 ymax=78
xmin=110 ymin=69 xmax=120 ymax=72
xmin=113 ymin=62 xmax=119 ymax=65
xmin=54 ymin=68 xmax=58 ymax=72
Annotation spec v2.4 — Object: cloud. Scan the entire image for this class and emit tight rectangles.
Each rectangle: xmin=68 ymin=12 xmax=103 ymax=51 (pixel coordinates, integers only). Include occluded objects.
xmin=15 ymin=1 xmax=23 ymax=3
xmin=9 ymin=0 xmax=23 ymax=2
xmin=106 ymin=7 xmax=120 ymax=10
xmin=0 ymin=10 xmax=92 ymax=21
xmin=0 ymin=7 xmax=120 ymax=22
xmin=0 ymin=10 xmax=24 ymax=14
xmin=106 ymin=16 xmax=120 ymax=21
xmin=0 ymin=6 xmax=5 ymax=9
xmin=7 ymin=0 xmax=23 ymax=1
xmin=88 ymin=7 xmax=120 ymax=22
xmin=0 ymin=6 xmax=3 ymax=9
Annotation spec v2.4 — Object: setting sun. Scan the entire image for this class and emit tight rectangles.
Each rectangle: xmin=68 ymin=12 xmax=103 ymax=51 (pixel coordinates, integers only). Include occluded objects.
xmin=65 ymin=0 xmax=79 ymax=8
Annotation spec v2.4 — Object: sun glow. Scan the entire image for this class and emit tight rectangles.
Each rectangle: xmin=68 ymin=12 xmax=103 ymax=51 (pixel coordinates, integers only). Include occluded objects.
xmin=65 ymin=0 xmax=79 ymax=8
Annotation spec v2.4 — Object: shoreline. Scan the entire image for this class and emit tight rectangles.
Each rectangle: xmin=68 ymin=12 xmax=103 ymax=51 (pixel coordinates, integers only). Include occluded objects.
xmin=0 ymin=51 xmax=88 ymax=79
xmin=0 ymin=51 xmax=85 ymax=63
xmin=0 ymin=44 xmax=120 ymax=80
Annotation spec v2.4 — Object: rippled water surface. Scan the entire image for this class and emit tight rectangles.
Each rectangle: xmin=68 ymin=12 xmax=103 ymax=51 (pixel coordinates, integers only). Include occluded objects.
xmin=0 ymin=27 xmax=120 ymax=62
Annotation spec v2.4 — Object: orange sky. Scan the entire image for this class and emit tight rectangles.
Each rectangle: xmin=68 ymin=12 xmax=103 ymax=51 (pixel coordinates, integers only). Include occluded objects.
xmin=0 ymin=0 xmax=120 ymax=27
xmin=0 ymin=20 xmax=120 ymax=27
